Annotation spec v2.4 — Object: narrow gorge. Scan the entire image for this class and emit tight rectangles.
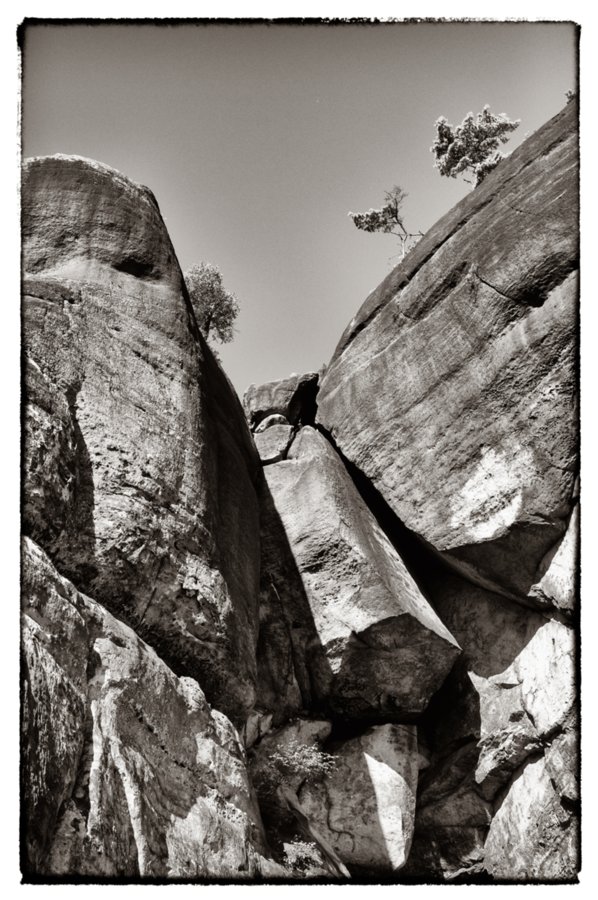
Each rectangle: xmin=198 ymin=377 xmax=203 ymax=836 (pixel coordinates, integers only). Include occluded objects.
xmin=21 ymin=101 xmax=579 ymax=882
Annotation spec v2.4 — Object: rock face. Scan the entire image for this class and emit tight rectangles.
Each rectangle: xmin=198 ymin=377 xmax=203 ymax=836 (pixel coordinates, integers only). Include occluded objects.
xmin=317 ymin=102 xmax=579 ymax=602
xmin=21 ymin=104 xmax=579 ymax=883
xmin=21 ymin=537 xmax=269 ymax=878
xmin=484 ymin=753 xmax=579 ymax=881
xmin=403 ymin=568 xmax=577 ymax=880
xmin=299 ymin=724 xmax=420 ymax=872
xmin=22 ymin=155 xmax=261 ymax=724
xmin=259 ymin=427 xmax=460 ymax=720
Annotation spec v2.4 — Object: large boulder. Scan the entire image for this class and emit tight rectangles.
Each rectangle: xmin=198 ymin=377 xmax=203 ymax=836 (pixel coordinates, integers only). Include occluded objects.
xmin=299 ymin=724 xmax=420 ymax=873
xmin=258 ymin=427 xmax=460 ymax=719
xmin=22 ymin=154 xmax=261 ymax=723
xmin=243 ymin=371 xmax=319 ymax=430
xmin=21 ymin=537 xmax=270 ymax=878
xmin=317 ymin=104 xmax=579 ymax=601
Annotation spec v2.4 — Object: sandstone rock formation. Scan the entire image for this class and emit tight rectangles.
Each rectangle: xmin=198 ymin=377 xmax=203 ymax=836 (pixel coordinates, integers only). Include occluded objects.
xmin=22 ymin=154 xmax=261 ymax=724
xmin=21 ymin=537 xmax=270 ymax=878
xmin=259 ymin=426 xmax=460 ymax=720
xmin=21 ymin=103 xmax=579 ymax=883
xmin=317 ymin=102 xmax=579 ymax=603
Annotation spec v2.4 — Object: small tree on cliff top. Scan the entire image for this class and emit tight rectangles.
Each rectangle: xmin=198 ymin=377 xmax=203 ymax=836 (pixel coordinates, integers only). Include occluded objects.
xmin=183 ymin=262 xmax=240 ymax=344
xmin=431 ymin=105 xmax=520 ymax=187
xmin=348 ymin=185 xmax=423 ymax=260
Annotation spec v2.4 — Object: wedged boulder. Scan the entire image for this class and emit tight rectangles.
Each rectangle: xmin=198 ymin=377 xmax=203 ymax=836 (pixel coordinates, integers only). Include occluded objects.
xmin=484 ymin=753 xmax=579 ymax=881
xmin=260 ymin=427 xmax=460 ymax=719
xmin=254 ymin=424 xmax=294 ymax=465
xmin=317 ymin=103 xmax=579 ymax=600
xmin=21 ymin=537 xmax=270 ymax=878
xmin=299 ymin=724 xmax=420 ymax=873
xmin=22 ymin=154 xmax=261 ymax=723
xmin=243 ymin=371 xmax=319 ymax=430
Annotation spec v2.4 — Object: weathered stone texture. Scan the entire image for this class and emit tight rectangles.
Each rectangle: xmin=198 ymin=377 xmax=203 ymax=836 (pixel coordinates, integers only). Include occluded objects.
xmin=259 ymin=427 xmax=460 ymax=719
xmin=484 ymin=754 xmax=579 ymax=881
xmin=21 ymin=537 xmax=270 ymax=878
xmin=22 ymin=154 xmax=261 ymax=723
xmin=317 ymin=104 xmax=579 ymax=600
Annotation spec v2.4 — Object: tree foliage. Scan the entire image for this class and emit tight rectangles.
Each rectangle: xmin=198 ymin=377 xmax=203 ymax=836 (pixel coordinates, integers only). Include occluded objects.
xmin=183 ymin=262 xmax=240 ymax=344
xmin=254 ymin=739 xmax=336 ymax=799
xmin=348 ymin=185 xmax=423 ymax=260
xmin=431 ymin=105 xmax=520 ymax=186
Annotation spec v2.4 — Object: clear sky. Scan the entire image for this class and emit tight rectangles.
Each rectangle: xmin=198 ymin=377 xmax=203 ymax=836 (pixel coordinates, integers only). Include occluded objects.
xmin=21 ymin=20 xmax=577 ymax=397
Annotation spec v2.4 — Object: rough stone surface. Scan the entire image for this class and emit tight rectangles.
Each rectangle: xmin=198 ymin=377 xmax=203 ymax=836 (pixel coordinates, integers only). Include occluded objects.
xmin=317 ymin=104 xmax=579 ymax=600
xmin=529 ymin=502 xmax=579 ymax=612
xmin=402 ymin=565 xmax=577 ymax=879
xmin=22 ymin=154 xmax=261 ymax=723
xmin=299 ymin=725 xmax=419 ymax=873
xmin=21 ymin=537 xmax=271 ymax=878
xmin=244 ymin=372 xmax=319 ymax=430
xmin=254 ymin=424 xmax=294 ymax=465
xmin=423 ymin=572 xmax=576 ymax=799
xmin=484 ymin=754 xmax=579 ymax=881
xmin=260 ymin=427 xmax=460 ymax=719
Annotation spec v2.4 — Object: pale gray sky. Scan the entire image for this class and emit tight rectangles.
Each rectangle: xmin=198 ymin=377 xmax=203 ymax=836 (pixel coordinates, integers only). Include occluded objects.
xmin=22 ymin=21 xmax=577 ymax=396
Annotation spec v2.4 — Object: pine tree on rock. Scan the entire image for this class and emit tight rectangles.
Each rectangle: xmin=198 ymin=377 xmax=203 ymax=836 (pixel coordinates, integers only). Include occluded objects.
xmin=431 ymin=105 xmax=520 ymax=186
xmin=348 ymin=186 xmax=423 ymax=260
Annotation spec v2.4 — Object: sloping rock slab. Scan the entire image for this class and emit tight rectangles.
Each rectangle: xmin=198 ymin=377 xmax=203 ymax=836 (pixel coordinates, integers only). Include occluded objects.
xmin=261 ymin=427 xmax=460 ymax=719
xmin=299 ymin=724 xmax=419 ymax=873
xmin=22 ymin=154 xmax=261 ymax=723
xmin=317 ymin=104 xmax=579 ymax=600
xmin=21 ymin=537 xmax=270 ymax=879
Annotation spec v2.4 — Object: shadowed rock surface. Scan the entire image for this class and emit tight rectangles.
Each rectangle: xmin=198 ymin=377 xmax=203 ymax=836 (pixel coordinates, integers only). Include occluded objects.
xmin=22 ymin=154 xmax=261 ymax=724
xmin=317 ymin=103 xmax=579 ymax=601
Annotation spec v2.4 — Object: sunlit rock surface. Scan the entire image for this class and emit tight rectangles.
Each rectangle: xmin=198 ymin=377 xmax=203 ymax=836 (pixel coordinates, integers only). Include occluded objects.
xmin=259 ymin=427 xmax=460 ymax=719
xmin=317 ymin=103 xmax=579 ymax=601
